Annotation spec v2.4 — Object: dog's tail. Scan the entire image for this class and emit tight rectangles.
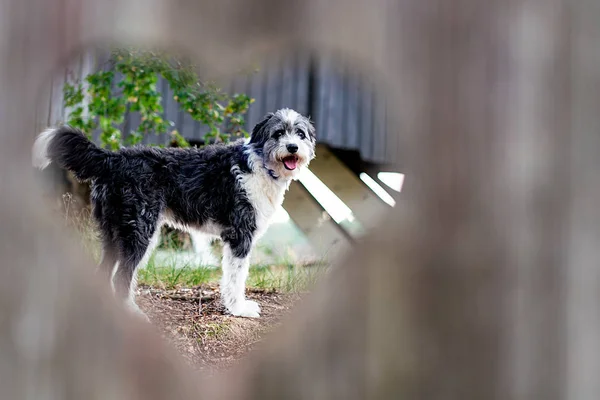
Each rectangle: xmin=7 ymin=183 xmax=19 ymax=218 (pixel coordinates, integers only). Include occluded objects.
xmin=32 ymin=126 xmax=111 ymax=181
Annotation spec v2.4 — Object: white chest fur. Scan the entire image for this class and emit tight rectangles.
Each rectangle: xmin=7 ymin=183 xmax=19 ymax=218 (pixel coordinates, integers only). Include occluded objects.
xmin=236 ymin=168 xmax=289 ymax=238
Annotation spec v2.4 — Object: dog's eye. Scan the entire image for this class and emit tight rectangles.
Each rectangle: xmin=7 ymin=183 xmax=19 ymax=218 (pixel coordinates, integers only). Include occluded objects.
xmin=297 ymin=130 xmax=306 ymax=140
xmin=272 ymin=129 xmax=285 ymax=139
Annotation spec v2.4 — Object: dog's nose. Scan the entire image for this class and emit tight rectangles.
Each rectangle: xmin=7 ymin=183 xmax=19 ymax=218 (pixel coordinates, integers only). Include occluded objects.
xmin=287 ymin=144 xmax=298 ymax=154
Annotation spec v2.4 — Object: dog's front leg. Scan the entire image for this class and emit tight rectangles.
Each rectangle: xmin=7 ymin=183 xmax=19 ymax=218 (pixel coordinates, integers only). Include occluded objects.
xmin=220 ymin=242 xmax=260 ymax=318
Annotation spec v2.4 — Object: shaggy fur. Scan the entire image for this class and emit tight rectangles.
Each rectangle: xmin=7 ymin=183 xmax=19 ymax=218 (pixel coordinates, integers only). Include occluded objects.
xmin=33 ymin=109 xmax=316 ymax=318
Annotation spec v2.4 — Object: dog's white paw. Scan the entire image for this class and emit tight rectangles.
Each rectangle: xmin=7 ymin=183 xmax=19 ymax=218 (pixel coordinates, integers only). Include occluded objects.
xmin=229 ymin=300 xmax=261 ymax=318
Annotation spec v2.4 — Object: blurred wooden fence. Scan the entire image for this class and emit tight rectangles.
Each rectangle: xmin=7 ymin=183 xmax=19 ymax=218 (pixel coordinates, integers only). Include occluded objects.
xmin=6 ymin=0 xmax=600 ymax=398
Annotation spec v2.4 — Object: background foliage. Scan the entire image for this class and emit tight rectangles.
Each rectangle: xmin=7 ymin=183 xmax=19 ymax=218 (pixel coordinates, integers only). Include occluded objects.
xmin=63 ymin=48 xmax=254 ymax=150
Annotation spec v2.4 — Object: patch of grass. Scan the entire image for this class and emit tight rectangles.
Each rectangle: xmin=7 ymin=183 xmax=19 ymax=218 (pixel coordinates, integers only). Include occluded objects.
xmin=247 ymin=262 xmax=327 ymax=293
xmin=197 ymin=321 xmax=230 ymax=340
xmin=139 ymin=255 xmax=219 ymax=289
xmin=138 ymin=258 xmax=327 ymax=293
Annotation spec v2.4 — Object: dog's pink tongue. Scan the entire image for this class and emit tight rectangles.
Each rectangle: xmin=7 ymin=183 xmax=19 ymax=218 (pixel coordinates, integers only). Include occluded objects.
xmin=283 ymin=156 xmax=298 ymax=170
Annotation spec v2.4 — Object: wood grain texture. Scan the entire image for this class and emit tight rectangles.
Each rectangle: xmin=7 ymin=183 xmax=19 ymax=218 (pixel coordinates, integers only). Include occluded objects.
xmin=4 ymin=0 xmax=599 ymax=399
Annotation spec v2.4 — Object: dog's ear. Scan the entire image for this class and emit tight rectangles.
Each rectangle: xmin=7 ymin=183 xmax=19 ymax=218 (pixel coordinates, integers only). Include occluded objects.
xmin=249 ymin=113 xmax=274 ymax=145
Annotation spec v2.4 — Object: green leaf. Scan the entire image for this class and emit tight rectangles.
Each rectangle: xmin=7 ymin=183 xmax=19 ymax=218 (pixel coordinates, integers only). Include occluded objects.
xmin=62 ymin=48 xmax=253 ymax=149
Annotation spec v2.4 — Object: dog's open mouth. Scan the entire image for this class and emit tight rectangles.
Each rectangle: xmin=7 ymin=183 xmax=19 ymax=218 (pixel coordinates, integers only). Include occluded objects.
xmin=282 ymin=155 xmax=299 ymax=171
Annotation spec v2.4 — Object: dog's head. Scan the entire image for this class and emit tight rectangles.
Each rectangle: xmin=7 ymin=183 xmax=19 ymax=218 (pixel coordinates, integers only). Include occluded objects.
xmin=248 ymin=108 xmax=316 ymax=180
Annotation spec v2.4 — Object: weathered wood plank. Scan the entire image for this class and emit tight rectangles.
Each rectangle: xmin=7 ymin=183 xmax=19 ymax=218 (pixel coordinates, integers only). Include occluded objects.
xmin=359 ymin=78 xmax=374 ymax=160
xmin=34 ymin=81 xmax=52 ymax=133
xmin=9 ymin=0 xmax=600 ymax=399
xmin=308 ymin=144 xmax=389 ymax=232
xmin=343 ymin=64 xmax=360 ymax=149
xmin=48 ymin=71 xmax=66 ymax=126
xmin=283 ymin=180 xmax=351 ymax=262
xmin=294 ymin=54 xmax=311 ymax=116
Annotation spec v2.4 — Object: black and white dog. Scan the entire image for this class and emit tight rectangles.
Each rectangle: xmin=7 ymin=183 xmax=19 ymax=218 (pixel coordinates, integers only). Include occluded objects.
xmin=33 ymin=109 xmax=316 ymax=319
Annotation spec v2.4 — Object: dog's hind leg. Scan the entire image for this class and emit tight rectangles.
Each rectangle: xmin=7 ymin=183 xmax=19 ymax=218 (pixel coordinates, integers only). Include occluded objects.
xmin=92 ymin=199 xmax=118 ymax=285
xmin=96 ymin=239 xmax=119 ymax=288
xmin=220 ymin=241 xmax=260 ymax=318
xmin=113 ymin=224 xmax=161 ymax=321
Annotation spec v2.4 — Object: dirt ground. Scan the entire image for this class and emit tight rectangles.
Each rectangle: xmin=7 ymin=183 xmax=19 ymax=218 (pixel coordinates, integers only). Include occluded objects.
xmin=137 ymin=285 xmax=302 ymax=373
